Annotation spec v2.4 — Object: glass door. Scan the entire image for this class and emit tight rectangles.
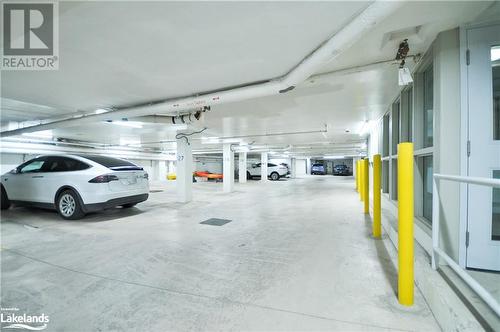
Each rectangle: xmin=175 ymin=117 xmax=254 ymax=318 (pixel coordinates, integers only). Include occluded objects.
xmin=466 ymin=24 xmax=500 ymax=271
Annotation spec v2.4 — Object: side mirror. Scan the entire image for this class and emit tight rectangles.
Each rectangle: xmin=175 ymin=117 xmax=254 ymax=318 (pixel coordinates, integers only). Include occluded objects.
xmin=10 ymin=168 xmax=19 ymax=174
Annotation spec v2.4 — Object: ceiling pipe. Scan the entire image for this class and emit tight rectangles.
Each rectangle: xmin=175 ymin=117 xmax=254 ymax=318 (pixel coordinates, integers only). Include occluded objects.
xmin=0 ymin=1 xmax=402 ymax=138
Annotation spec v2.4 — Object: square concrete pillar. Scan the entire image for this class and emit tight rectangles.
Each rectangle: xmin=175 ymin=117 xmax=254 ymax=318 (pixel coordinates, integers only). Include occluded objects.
xmin=158 ymin=160 xmax=167 ymax=182
xmin=238 ymin=152 xmax=247 ymax=183
xmin=290 ymin=157 xmax=297 ymax=179
xmin=223 ymin=143 xmax=234 ymax=193
xmin=306 ymin=157 xmax=311 ymax=175
xmin=176 ymin=138 xmax=193 ymax=203
xmin=261 ymin=152 xmax=268 ymax=181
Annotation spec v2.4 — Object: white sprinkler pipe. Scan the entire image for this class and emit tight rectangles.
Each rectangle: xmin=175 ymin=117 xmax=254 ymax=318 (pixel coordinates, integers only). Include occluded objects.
xmin=0 ymin=1 xmax=402 ymax=138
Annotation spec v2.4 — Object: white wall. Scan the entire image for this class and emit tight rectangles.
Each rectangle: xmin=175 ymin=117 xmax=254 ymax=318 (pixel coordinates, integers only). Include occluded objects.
xmin=194 ymin=157 xmax=222 ymax=174
xmin=295 ymin=159 xmax=307 ymax=175
xmin=0 ymin=153 xmax=25 ymax=174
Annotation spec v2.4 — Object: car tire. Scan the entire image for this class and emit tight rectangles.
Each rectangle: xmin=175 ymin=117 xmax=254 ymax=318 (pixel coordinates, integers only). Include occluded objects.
xmin=121 ymin=203 xmax=137 ymax=208
xmin=57 ymin=189 xmax=85 ymax=220
xmin=247 ymin=171 xmax=252 ymax=180
xmin=1 ymin=185 xmax=11 ymax=210
xmin=270 ymin=172 xmax=280 ymax=181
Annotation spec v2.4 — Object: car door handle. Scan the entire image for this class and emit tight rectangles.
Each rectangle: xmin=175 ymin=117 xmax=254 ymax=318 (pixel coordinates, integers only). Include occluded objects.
xmin=32 ymin=175 xmax=44 ymax=178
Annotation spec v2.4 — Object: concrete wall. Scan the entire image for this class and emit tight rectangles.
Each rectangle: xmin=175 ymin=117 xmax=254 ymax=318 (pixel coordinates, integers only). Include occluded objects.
xmin=367 ymin=28 xmax=463 ymax=261
xmin=433 ymin=28 xmax=462 ymax=261
xmin=194 ymin=157 xmax=223 ymax=174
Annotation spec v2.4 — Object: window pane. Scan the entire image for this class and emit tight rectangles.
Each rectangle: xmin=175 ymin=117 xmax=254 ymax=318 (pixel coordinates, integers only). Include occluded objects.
xmin=492 ymin=170 xmax=500 ymax=241
xmin=78 ymin=154 xmax=142 ymax=171
xmin=408 ymin=87 xmax=413 ymax=141
xmin=392 ymin=101 xmax=400 ymax=155
xmin=383 ymin=114 xmax=390 ymax=157
xmin=391 ymin=159 xmax=398 ymax=201
xmin=44 ymin=157 xmax=90 ymax=172
xmin=20 ymin=158 xmax=46 ymax=173
xmin=492 ymin=46 xmax=499 ymax=140
xmin=382 ymin=160 xmax=389 ymax=193
xmin=423 ymin=156 xmax=433 ymax=222
xmin=423 ymin=66 xmax=433 ymax=147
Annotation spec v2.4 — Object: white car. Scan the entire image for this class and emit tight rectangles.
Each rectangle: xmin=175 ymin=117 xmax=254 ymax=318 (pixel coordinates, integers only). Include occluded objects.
xmin=0 ymin=154 xmax=149 ymax=220
xmin=247 ymin=162 xmax=288 ymax=181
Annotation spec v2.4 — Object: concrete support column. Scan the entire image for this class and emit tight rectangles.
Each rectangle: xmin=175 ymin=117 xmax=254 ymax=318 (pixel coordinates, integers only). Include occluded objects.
xmin=223 ymin=143 xmax=234 ymax=193
xmin=158 ymin=160 xmax=167 ymax=182
xmin=238 ymin=152 xmax=247 ymax=183
xmin=306 ymin=158 xmax=311 ymax=175
xmin=290 ymin=157 xmax=297 ymax=179
xmin=261 ymin=152 xmax=268 ymax=181
xmin=168 ymin=160 xmax=175 ymax=174
xmin=176 ymin=138 xmax=193 ymax=203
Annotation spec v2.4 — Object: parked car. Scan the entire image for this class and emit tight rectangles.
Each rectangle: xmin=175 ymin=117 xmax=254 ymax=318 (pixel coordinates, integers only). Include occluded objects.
xmin=333 ymin=164 xmax=351 ymax=176
xmin=247 ymin=163 xmax=288 ymax=181
xmin=280 ymin=163 xmax=291 ymax=175
xmin=0 ymin=154 xmax=149 ymax=220
xmin=311 ymin=163 xmax=326 ymax=175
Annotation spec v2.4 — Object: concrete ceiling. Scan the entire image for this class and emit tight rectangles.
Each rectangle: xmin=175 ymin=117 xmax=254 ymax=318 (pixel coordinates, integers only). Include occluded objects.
xmin=0 ymin=1 xmax=496 ymax=158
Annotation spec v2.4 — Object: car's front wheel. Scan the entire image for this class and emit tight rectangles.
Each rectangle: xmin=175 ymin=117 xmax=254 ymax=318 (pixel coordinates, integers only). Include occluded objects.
xmin=57 ymin=189 xmax=85 ymax=220
xmin=1 ymin=185 xmax=11 ymax=210
xmin=270 ymin=172 xmax=280 ymax=181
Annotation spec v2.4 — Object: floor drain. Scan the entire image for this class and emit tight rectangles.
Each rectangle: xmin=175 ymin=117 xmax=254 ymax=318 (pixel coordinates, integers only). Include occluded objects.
xmin=200 ymin=218 xmax=232 ymax=226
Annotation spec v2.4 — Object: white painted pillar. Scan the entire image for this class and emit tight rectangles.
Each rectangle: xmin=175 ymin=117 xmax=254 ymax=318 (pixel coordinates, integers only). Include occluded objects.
xmin=223 ymin=143 xmax=234 ymax=193
xmin=261 ymin=152 xmax=268 ymax=181
xmin=306 ymin=158 xmax=311 ymax=175
xmin=168 ymin=160 xmax=175 ymax=174
xmin=290 ymin=157 xmax=297 ymax=179
xmin=158 ymin=160 xmax=167 ymax=182
xmin=176 ymin=138 xmax=193 ymax=203
xmin=238 ymin=152 xmax=247 ymax=183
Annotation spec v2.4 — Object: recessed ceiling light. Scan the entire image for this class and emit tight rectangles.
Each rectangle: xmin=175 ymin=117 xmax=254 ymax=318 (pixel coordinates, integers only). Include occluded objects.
xmin=22 ymin=130 xmax=53 ymax=139
xmin=106 ymin=120 xmax=143 ymax=128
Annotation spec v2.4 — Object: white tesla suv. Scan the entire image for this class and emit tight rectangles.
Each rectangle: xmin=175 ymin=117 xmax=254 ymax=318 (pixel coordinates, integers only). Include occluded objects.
xmin=0 ymin=154 xmax=149 ymax=219
xmin=247 ymin=162 xmax=288 ymax=181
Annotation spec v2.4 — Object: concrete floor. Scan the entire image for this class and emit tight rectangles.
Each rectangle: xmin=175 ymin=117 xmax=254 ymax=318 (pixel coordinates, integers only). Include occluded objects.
xmin=1 ymin=176 xmax=440 ymax=331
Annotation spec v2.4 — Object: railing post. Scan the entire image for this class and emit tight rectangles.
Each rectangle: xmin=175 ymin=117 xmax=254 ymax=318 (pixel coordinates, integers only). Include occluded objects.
xmin=363 ymin=158 xmax=369 ymax=214
xmin=397 ymin=142 xmax=414 ymax=306
xmin=431 ymin=176 xmax=440 ymax=270
xmin=373 ymin=154 xmax=381 ymax=238
xmin=359 ymin=159 xmax=364 ymax=201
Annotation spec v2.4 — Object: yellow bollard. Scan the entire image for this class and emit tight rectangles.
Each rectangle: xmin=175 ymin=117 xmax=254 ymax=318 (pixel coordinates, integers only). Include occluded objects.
xmin=397 ymin=143 xmax=414 ymax=306
xmin=363 ymin=158 xmax=369 ymax=214
xmin=373 ymin=154 xmax=381 ymax=238
xmin=359 ymin=160 xmax=364 ymax=201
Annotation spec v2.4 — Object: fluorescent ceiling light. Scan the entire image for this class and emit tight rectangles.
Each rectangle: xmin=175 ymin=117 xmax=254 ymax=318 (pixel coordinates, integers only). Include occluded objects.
xmin=106 ymin=121 xmax=143 ymax=128
xmin=323 ymin=155 xmax=345 ymax=159
xmin=94 ymin=108 xmax=108 ymax=114
xmin=120 ymin=137 xmax=141 ymax=146
xmin=22 ymin=130 xmax=53 ymax=139
xmin=492 ymin=47 xmax=500 ymax=62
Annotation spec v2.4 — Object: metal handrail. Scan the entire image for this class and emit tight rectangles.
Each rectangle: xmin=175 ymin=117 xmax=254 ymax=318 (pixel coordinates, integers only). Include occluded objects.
xmin=432 ymin=173 xmax=500 ymax=317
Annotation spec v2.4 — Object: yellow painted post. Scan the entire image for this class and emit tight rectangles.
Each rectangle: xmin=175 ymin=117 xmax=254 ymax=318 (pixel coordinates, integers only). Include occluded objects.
xmin=359 ymin=160 xmax=364 ymax=201
xmin=363 ymin=158 xmax=369 ymax=214
xmin=373 ymin=154 xmax=381 ymax=238
xmin=397 ymin=143 xmax=414 ymax=306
